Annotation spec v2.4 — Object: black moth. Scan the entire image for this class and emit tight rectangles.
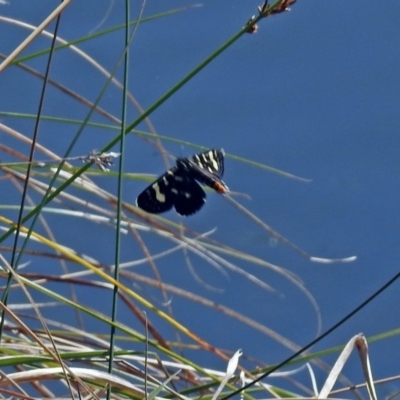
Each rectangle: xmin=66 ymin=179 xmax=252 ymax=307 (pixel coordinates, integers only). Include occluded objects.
xmin=136 ymin=149 xmax=229 ymax=216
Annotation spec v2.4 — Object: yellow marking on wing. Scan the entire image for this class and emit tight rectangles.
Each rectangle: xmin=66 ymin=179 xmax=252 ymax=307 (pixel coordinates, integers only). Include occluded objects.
xmin=153 ymin=183 xmax=166 ymax=202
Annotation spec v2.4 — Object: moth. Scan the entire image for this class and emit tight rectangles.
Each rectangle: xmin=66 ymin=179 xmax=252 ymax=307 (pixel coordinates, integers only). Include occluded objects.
xmin=136 ymin=149 xmax=228 ymax=216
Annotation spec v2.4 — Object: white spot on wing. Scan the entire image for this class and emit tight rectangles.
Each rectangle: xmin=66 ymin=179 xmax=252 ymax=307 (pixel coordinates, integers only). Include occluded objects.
xmin=207 ymin=150 xmax=219 ymax=171
xmin=152 ymin=183 xmax=165 ymax=202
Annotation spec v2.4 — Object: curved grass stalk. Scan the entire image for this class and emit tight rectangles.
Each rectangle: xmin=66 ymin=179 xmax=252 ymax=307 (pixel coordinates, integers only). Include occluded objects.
xmin=5 ymin=5 xmax=200 ymax=66
xmin=0 ymin=270 xmax=255 ymax=395
xmin=1 ymin=158 xmax=324 ymax=330
xmin=0 ymin=113 xmax=310 ymax=182
xmin=0 ymin=215 xmax=246 ymax=368
xmin=0 ymin=2 xmax=294 ymax=247
xmin=0 ymin=1 xmax=73 ymax=73
xmin=224 ymin=194 xmax=357 ymax=264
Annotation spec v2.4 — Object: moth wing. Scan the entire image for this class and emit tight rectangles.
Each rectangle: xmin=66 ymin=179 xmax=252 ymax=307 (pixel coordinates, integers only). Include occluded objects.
xmin=173 ymin=178 xmax=206 ymax=216
xmin=136 ymin=169 xmax=177 ymax=214
xmin=191 ymin=149 xmax=225 ymax=177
